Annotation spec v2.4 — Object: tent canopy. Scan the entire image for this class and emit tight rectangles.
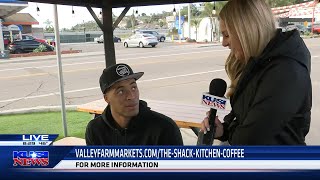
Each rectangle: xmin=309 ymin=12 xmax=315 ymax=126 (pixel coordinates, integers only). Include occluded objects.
xmin=19 ymin=0 xmax=223 ymax=8
xmin=0 ymin=1 xmax=28 ymax=18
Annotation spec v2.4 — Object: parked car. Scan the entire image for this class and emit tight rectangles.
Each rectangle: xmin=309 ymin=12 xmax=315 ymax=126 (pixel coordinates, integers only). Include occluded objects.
xmin=307 ymin=23 xmax=320 ymax=34
xmin=113 ymin=36 xmax=121 ymax=42
xmin=17 ymin=34 xmax=47 ymax=44
xmin=46 ymin=38 xmax=56 ymax=46
xmin=283 ymin=24 xmax=308 ymax=35
xmin=295 ymin=25 xmax=308 ymax=35
xmin=313 ymin=26 xmax=320 ymax=34
xmin=135 ymin=30 xmax=166 ymax=42
xmin=8 ymin=40 xmax=54 ymax=54
xmin=94 ymin=35 xmax=122 ymax=43
xmin=123 ymin=34 xmax=158 ymax=48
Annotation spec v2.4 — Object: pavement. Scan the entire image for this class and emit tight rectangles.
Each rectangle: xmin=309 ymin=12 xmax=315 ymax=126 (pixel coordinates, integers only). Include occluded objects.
xmin=0 ymin=42 xmax=220 ymax=64
xmin=0 ymin=51 xmax=105 ymax=64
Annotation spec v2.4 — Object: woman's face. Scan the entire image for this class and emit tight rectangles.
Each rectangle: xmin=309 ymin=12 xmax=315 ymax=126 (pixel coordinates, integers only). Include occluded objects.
xmin=220 ymin=20 xmax=245 ymax=60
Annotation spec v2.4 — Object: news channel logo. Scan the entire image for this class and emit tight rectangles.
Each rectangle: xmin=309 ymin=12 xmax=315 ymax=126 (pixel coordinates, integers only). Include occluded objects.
xmin=202 ymin=93 xmax=227 ymax=110
xmin=13 ymin=151 xmax=49 ymax=167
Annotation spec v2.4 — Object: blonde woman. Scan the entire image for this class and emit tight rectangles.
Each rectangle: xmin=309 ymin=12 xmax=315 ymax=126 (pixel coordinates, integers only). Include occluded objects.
xmin=201 ymin=0 xmax=311 ymax=145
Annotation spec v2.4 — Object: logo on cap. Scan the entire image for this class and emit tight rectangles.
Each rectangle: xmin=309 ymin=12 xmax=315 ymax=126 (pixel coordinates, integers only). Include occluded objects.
xmin=116 ymin=65 xmax=130 ymax=77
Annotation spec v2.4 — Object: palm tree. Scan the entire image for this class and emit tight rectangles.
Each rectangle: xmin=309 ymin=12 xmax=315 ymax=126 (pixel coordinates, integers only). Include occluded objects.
xmin=44 ymin=19 xmax=52 ymax=28
xmin=43 ymin=19 xmax=54 ymax=32
xmin=191 ymin=18 xmax=202 ymax=41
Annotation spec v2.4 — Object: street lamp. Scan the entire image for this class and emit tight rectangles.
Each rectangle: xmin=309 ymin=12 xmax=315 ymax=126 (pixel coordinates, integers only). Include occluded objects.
xmin=171 ymin=6 xmax=176 ymax=42
xmin=36 ymin=3 xmax=40 ymax=16
xmin=212 ymin=1 xmax=216 ymax=15
xmin=212 ymin=2 xmax=219 ymax=42
xmin=212 ymin=9 xmax=216 ymax=16
xmin=72 ymin=6 xmax=75 ymax=18
xmin=173 ymin=5 xmax=181 ymax=43
xmin=131 ymin=9 xmax=139 ymax=30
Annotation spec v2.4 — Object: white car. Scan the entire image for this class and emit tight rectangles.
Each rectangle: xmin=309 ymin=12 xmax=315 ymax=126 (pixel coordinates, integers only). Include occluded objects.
xmin=94 ymin=35 xmax=122 ymax=43
xmin=123 ymin=34 xmax=158 ymax=48
xmin=94 ymin=35 xmax=103 ymax=43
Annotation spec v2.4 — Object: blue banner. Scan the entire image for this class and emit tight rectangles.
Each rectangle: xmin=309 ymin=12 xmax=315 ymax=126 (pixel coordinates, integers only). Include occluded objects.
xmin=175 ymin=16 xmax=184 ymax=29
xmin=0 ymin=0 xmax=27 ymax=4
xmin=0 ymin=134 xmax=58 ymax=146
xmin=61 ymin=146 xmax=320 ymax=160
xmin=0 ymin=146 xmax=320 ymax=166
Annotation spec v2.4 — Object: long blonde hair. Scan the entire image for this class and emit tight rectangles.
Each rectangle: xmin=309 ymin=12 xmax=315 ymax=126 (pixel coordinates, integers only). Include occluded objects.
xmin=219 ymin=0 xmax=277 ymax=97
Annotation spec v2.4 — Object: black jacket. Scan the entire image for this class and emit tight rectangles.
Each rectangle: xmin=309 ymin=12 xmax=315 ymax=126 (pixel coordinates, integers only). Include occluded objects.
xmin=219 ymin=29 xmax=312 ymax=145
xmin=85 ymin=100 xmax=183 ymax=145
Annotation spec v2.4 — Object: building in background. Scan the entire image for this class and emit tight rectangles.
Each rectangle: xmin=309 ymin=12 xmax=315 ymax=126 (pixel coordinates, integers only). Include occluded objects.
xmin=0 ymin=0 xmax=27 ymax=52
xmin=3 ymin=13 xmax=39 ymax=34
xmin=273 ymin=1 xmax=320 ymax=26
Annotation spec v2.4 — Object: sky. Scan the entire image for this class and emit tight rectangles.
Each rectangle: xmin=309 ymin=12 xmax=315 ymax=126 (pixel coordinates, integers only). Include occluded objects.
xmin=19 ymin=2 xmax=190 ymax=29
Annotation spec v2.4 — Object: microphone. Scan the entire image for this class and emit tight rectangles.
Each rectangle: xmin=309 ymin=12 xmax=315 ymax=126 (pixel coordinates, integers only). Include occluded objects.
xmin=197 ymin=78 xmax=227 ymax=145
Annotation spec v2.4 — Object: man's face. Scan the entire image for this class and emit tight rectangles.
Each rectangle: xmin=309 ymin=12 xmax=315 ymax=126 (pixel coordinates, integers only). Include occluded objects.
xmin=104 ymin=78 xmax=140 ymax=119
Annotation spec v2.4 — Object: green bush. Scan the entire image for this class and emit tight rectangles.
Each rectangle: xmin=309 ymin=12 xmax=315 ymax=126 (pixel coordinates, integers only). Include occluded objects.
xmin=33 ymin=44 xmax=47 ymax=53
xmin=303 ymin=31 xmax=311 ymax=36
xmin=186 ymin=38 xmax=196 ymax=42
xmin=168 ymin=28 xmax=178 ymax=36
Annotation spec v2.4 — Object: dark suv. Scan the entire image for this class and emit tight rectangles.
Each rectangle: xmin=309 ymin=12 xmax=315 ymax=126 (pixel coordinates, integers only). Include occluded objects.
xmin=136 ymin=30 xmax=166 ymax=42
xmin=8 ymin=40 xmax=54 ymax=54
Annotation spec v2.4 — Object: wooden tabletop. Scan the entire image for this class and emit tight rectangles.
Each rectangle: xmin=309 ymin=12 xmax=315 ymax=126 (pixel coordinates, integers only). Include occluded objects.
xmin=77 ymin=99 xmax=230 ymax=128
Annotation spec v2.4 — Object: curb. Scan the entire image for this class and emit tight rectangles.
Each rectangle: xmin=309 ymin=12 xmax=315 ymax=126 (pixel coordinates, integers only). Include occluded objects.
xmin=0 ymin=51 xmax=105 ymax=64
xmin=197 ymin=44 xmax=221 ymax=48
xmin=0 ymin=105 xmax=79 ymax=116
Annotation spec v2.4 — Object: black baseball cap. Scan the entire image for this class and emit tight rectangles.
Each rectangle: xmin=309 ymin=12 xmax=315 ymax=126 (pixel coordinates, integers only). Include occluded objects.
xmin=99 ymin=63 xmax=144 ymax=94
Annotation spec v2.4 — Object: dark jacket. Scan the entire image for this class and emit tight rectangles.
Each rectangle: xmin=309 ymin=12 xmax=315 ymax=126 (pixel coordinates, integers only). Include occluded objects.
xmin=85 ymin=100 xmax=183 ymax=145
xmin=219 ymin=29 xmax=312 ymax=145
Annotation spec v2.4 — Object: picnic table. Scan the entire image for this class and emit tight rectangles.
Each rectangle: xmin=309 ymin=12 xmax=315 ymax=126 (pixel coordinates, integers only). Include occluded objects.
xmin=77 ymin=99 xmax=230 ymax=136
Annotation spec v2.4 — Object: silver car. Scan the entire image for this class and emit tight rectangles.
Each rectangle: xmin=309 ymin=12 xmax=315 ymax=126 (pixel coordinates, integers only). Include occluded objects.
xmin=123 ymin=34 xmax=158 ymax=48
xmin=136 ymin=30 xmax=166 ymax=42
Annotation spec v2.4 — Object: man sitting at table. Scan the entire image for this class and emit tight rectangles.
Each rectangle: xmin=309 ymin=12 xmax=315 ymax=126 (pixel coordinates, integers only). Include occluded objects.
xmin=85 ymin=63 xmax=183 ymax=145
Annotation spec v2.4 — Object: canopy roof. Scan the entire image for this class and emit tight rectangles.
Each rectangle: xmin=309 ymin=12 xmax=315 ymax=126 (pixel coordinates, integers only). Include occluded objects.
xmin=19 ymin=0 xmax=224 ymax=8
xmin=0 ymin=1 xmax=28 ymax=18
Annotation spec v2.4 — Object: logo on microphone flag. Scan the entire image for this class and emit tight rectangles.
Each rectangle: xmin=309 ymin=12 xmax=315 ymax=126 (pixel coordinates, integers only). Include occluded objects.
xmin=201 ymin=93 xmax=228 ymax=110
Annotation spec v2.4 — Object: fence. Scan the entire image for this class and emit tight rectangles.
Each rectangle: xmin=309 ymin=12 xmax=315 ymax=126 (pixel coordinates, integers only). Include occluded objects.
xmin=44 ymin=29 xmax=169 ymax=43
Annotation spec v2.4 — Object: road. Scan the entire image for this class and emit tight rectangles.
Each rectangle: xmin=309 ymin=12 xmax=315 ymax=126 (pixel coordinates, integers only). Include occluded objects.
xmin=60 ymin=41 xmax=177 ymax=53
xmin=0 ymin=39 xmax=319 ymax=145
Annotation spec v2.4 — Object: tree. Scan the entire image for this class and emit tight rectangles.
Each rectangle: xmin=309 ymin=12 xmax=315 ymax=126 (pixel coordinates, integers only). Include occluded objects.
xmin=150 ymin=13 xmax=160 ymax=22
xmin=180 ymin=4 xmax=200 ymax=18
xmin=191 ymin=18 xmax=202 ymax=40
xmin=126 ymin=19 xmax=132 ymax=28
xmin=61 ymin=28 xmax=70 ymax=32
xmin=161 ymin=11 xmax=172 ymax=18
xmin=43 ymin=19 xmax=54 ymax=32
xmin=159 ymin=21 xmax=164 ymax=28
xmin=130 ymin=14 xmax=136 ymax=29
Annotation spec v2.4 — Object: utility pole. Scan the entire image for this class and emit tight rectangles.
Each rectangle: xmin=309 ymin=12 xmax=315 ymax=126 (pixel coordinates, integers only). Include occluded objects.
xmin=0 ymin=19 xmax=5 ymax=52
xmin=178 ymin=6 xmax=181 ymax=43
xmin=188 ymin=4 xmax=191 ymax=39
